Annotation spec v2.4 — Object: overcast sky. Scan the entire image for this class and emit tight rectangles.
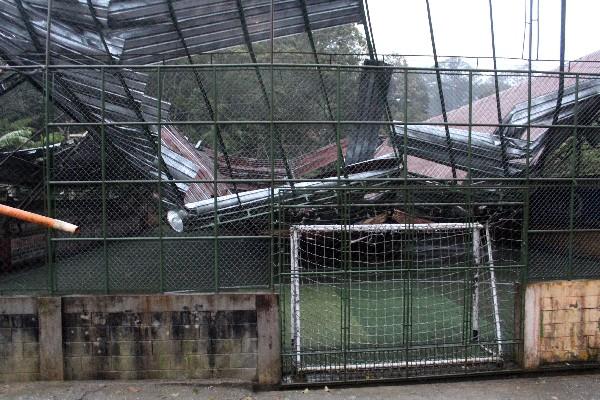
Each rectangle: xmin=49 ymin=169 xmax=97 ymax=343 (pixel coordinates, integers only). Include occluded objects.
xmin=367 ymin=0 xmax=600 ymax=68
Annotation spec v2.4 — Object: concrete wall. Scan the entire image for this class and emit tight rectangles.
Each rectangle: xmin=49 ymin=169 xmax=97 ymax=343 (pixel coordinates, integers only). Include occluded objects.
xmin=0 ymin=297 xmax=39 ymax=382
xmin=524 ymin=280 xmax=600 ymax=368
xmin=0 ymin=293 xmax=280 ymax=385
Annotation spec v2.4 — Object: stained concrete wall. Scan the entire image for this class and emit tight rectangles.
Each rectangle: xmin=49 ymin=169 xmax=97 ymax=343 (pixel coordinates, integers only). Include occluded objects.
xmin=524 ymin=279 xmax=600 ymax=368
xmin=0 ymin=293 xmax=280 ymax=385
xmin=0 ymin=297 xmax=39 ymax=382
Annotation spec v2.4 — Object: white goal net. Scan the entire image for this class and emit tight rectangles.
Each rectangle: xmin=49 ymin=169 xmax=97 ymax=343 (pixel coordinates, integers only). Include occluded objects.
xmin=288 ymin=222 xmax=505 ymax=370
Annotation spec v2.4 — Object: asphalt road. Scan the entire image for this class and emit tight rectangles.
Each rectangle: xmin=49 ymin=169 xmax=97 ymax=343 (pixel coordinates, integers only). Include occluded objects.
xmin=1 ymin=372 xmax=600 ymax=400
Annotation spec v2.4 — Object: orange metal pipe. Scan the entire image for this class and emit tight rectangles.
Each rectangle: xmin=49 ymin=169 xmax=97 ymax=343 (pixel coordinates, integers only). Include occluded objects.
xmin=0 ymin=204 xmax=79 ymax=234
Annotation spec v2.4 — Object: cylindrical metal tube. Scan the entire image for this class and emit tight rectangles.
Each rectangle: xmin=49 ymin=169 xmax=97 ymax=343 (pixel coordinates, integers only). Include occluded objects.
xmin=0 ymin=204 xmax=79 ymax=234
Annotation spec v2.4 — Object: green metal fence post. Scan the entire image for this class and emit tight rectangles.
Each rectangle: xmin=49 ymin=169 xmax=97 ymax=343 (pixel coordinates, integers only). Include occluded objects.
xmin=157 ymin=65 xmax=165 ymax=292
xmin=269 ymin=7 xmax=275 ymax=290
xmin=336 ymin=67 xmax=343 ymax=180
xmin=44 ymin=0 xmax=54 ymax=294
xmin=567 ymin=74 xmax=580 ymax=280
xmin=520 ymin=1 xmax=534 ymax=359
xmin=101 ymin=67 xmax=108 ymax=293
xmin=213 ymin=64 xmax=219 ymax=292
xmin=463 ymin=70 xmax=474 ymax=362
xmin=402 ymin=69 xmax=410 ymax=375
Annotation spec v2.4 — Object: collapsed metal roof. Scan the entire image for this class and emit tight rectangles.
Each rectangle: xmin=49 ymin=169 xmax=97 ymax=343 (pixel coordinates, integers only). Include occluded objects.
xmin=375 ymin=50 xmax=600 ymax=178
xmin=389 ymin=76 xmax=600 ymax=178
xmin=3 ymin=0 xmax=600 ymax=232
xmin=0 ymin=0 xmax=366 ymax=208
xmin=173 ymin=52 xmax=600 ymax=231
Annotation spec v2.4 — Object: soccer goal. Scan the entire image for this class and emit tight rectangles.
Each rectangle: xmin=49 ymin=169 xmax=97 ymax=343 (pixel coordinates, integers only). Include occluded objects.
xmin=288 ymin=222 xmax=504 ymax=371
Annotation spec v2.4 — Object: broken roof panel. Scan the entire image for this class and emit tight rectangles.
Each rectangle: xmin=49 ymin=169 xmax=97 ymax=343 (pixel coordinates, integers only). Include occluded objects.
xmin=375 ymin=51 xmax=600 ymax=178
xmin=1 ymin=0 xmax=366 ymax=208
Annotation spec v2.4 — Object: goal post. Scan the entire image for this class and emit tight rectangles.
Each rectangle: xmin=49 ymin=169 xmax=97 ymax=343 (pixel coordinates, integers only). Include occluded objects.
xmin=289 ymin=222 xmax=503 ymax=370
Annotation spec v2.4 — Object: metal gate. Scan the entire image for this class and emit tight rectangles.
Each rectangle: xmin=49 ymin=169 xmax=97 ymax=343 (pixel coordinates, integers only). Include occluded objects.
xmin=277 ymin=186 xmax=523 ymax=384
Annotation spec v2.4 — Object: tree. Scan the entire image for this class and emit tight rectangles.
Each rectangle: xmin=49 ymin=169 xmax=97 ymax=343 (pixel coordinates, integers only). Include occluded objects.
xmin=149 ymin=25 xmax=371 ymax=159
xmin=424 ymin=57 xmax=518 ymax=118
xmin=386 ymin=57 xmax=430 ymax=122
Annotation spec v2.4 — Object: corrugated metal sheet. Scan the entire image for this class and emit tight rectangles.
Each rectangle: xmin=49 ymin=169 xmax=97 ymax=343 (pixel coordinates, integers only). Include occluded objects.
xmin=0 ymin=0 xmax=365 ymax=208
xmin=375 ymin=51 xmax=600 ymax=177
xmin=111 ymin=0 xmax=364 ymax=64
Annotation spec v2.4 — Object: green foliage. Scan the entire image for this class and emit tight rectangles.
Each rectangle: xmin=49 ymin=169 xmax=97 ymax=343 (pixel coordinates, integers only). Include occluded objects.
xmin=0 ymin=129 xmax=33 ymax=149
xmin=387 ymin=57 xmax=430 ymax=122
xmin=0 ymin=127 xmax=64 ymax=150
xmin=0 ymin=81 xmax=44 ymax=136
xmin=147 ymin=25 xmax=373 ymax=158
xmin=542 ymin=134 xmax=600 ymax=177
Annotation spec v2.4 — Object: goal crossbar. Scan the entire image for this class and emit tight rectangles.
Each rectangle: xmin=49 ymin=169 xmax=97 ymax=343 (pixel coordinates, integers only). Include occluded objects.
xmin=291 ymin=223 xmax=484 ymax=233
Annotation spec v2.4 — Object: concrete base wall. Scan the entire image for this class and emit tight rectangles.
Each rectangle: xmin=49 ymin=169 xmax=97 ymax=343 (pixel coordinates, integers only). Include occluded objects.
xmin=0 ymin=297 xmax=39 ymax=382
xmin=524 ymin=280 xmax=600 ymax=368
xmin=0 ymin=293 xmax=280 ymax=385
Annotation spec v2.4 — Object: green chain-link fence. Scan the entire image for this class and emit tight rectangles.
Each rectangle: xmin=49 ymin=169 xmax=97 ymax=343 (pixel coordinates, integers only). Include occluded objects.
xmin=2 ymin=58 xmax=600 ymax=382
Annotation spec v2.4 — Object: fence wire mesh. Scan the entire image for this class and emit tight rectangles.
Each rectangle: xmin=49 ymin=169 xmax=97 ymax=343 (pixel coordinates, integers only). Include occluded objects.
xmin=1 ymin=61 xmax=599 ymax=290
xmin=1 ymin=54 xmax=600 ymax=381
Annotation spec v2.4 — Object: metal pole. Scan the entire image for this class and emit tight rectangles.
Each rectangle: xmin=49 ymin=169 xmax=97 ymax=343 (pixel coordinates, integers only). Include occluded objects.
xmin=471 ymin=227 xmax=481 ymax=342
xmin=101 ymin=67 xmax=108 ymax=293
xmin=425 ymin=0 xmax=458 ymax=181
xmin=485 ymin=223 xmax=503 ymax=355
xmin=44 ymin=0 xmax=54 ymax=293
xmin=269 ymin=0 xmax=275 ymax=290
xmin=519 ymin=0 xmax=535 ymax=357
xmin=336 ymin=67 xmax=346 ymax=179
xmin=488 ymin=0 xmax=509 ymax=176
xmin=213 ymin=65 xmax=219 ymax=293
xmin=463 ymin=70 xmax=474 ymax=363
xmin=157 ymin=65 xmax=165 ymax=292
xmin=290 ymin=229 xmax=301 ymax=366
xmin=402 ymin=68 xmax=410 ymax=376
xmin=552 ymin=0 xmax=567 ymax=126
xmin=567 ymin=75 xmax=579 ymax=280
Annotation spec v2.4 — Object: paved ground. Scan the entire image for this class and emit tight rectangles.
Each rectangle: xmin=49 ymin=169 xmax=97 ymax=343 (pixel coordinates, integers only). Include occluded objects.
xmin=1 ymin=372 xmax=600 ymax=400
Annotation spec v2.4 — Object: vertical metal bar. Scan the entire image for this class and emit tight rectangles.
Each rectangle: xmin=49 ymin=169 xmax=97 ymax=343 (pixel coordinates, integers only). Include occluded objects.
xmin=342 ymin=190 xmax=350 ymax=377
xmin=164 ymin=0 xmax=240 ymax=204
xmin=425 ymin=0 xmax=457 ymax=181
xmin=552 ymin=0 xmax=567 ymax=126
xmin=533 ymin=0 xmax=567 ymax=172
xmin=519 ymin=0 xmax=535 ymax=358
xmin=85 ymin=0 xmax=181 ymax=205
xmin=44 ymin=0 xmax=54 ymax=294
xmin=213 ymin=65 xmax=219 ymax=292
xmin=567 ymin=75 xmax=579 ymax=279
xmin=101 ymin=68 xmax=108 ymax=294
xmin=463 ymin=70 xmax=474 ymax=362
xmin=471 ymin=227 xmax=481 ymax=342
xmin=359 ymin=0 xmax=376 ymax=60
xmin=485 ymin=223 xmax=503 ymax=355
xmin=523 ymin=0 xmax=534 ymax=285
xmin=336 ymin=66 xmax=346 ymax=373
xmin=235 ymin=0 xmax=294 ymax=185
xmin=536 ymin=0 xmax=540 ymax=60
xmin=336 ymin=67 xmax=343 ymax=180
xmin=402 ymin=69 xmax=410 ymax=376
xmin=298 ymin=0 xmax=334 ymax=121
xmin=157 ymin=66 xmax=165 ymax=293
xmin=290 ymin=229 xmax=301 ymax=366
xmin=487 ymin=0 xmax=509 ymax=176
xmin=269 ymin=0 xmax=275 ymax=291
